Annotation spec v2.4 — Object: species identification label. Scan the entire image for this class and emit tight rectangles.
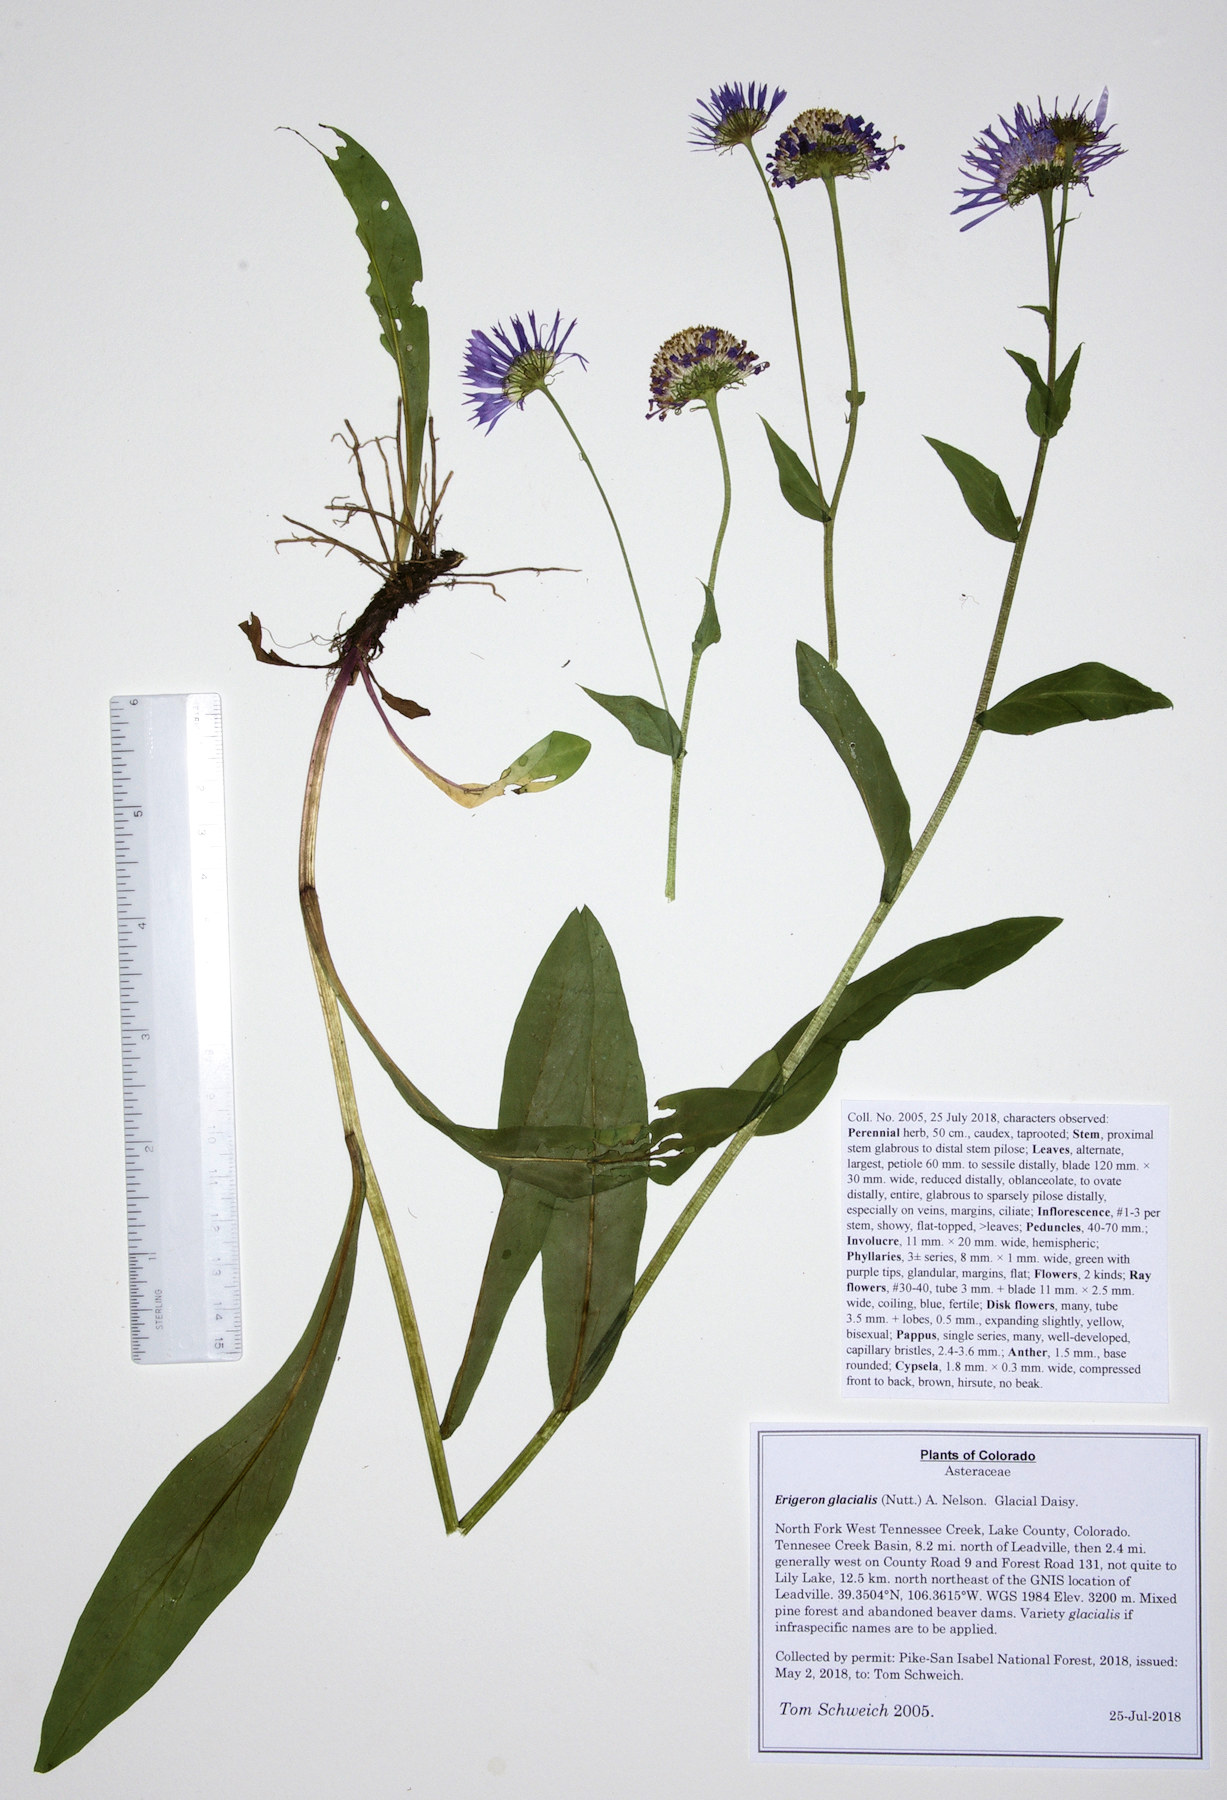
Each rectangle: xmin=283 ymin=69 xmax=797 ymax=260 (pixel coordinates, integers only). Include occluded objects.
xmin=754 ymin=1427 xmax=1201 ymax=1760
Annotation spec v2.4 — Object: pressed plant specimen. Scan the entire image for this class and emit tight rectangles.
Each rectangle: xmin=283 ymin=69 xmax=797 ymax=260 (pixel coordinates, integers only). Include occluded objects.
xmin=36 ymin=87 xmax=1168 ymax=1774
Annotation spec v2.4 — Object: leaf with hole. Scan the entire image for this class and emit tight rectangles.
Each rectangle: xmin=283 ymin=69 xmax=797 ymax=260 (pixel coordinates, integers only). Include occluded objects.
xmin=650 ymin=917 xmax=1061 ymax=1180
xmin=499 ymin=730 xmax=591 ymax=792
xmin=321 ymin=127 xmax=430 ymax=506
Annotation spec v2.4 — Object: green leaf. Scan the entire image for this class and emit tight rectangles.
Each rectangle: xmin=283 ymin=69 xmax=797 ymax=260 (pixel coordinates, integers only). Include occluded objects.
xmin=321 ymin=127 xmax=430 ymax=509
xmin=580 ymin=687 xmax=683 ymax=757
xmin=647 ymin=1085 xmax=771 ymax=1184
xmin=437 ymin=1121 xmax=648 ymax=1200
xmin=924 ymin=436 xmax=1019 ymax=542
xmin=1005 ymin=345 xmax=1082 ymax=438
xmin=845 ymin=389 xmax=866 ymax=406
xmin=796 ymin=642 xmax=912 ymax=901
xmin=979 ymin=662 xmax=1173 ymax=735
xmin=692 ymin=583 xmax=721 ymax=657
xmin=1020 ymin=303 xmax=1052 ymax=325
xmin=761 ymin=418 xmax=830 ymax=522
xmin=442 ymin=909 xmax=648 ymax=1433
xmin=1004 ymin=348 xmax=1053 ymax=437
xmin=499 ymin=730 xmax=591 ymax=792
xmin=650 ymin=917 xmax=1061 ymax=1179
xmin=299 ymin=906 xmax=648 ymax=1199
xmin=315 ymin=985 xmax=647 ymax=1200
xmin=36 ymin=1168 xmax=363 ymax=1772
xmin=1051 ymin=345 xmax=1081 ymax=430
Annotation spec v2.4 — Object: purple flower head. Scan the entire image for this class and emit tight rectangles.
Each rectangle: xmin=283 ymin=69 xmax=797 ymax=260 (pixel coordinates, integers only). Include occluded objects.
xmin=462 ymin=310 xmax=586 ymax=431
xmin=954 ymin=89 xmax=1123 ymax=229
xmin=647 ymin=326 xmax=768 ymax=421
xmin=691 ymin=82 xmax=787 ymax=152
xmin=769 ymin=108 xmax=903 ymax=187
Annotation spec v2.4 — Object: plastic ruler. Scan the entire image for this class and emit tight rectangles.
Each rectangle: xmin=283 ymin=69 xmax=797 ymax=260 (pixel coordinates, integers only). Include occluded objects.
xmin=110 ymin=693 xmax=242 ymax=1363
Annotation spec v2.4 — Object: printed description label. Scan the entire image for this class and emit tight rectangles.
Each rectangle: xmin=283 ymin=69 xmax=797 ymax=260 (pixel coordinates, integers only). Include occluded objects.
xmin=841 ymin=1103 xmax=1167 ymax=1401
xmin=755 ymin=1428 xmax=1201 ymax=1760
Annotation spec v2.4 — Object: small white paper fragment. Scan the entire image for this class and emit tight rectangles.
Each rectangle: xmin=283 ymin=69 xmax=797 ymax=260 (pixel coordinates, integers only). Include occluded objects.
xmin=754 ymin=1427 xmax=1201 ymax=1761
xmin=841 ymin=1102 xmax=1167 ymax=1401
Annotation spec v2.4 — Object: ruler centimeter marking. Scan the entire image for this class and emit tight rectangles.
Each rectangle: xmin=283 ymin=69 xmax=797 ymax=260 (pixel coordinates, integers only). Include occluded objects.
xmin=110 ymin=694 xmax=242 ymax=1363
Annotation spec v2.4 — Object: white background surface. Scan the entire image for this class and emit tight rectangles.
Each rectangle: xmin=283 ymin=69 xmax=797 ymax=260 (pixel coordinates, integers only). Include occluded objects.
xmin=2 ymin=1 xmax=1222 ymax=1794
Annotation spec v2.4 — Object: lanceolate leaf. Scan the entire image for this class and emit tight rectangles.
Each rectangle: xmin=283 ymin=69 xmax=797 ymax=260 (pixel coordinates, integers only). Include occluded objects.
xmin=796 ymin=642 xmax=912 ymax=900
xmin=924 ymin=437 xmax=1019 ymax=543
xmin=692 ymin=583 xmax=722 ymax=657
xmin=1004 ymin=348 xmax=1053 ymax=438
xmin=1005 ymin=344 xmax=1081 ymax=438
xmin=301 ymin=901 xmax=648 ymax=1200
xmin=581 ymin=687 xmax=683 ymax=757
xmin=439 ymin=1121 xmax=648 ymax=1199
xmin=442 ymin=909 xmax=648 ymax=1434
xmin=321 ymin=128 xmax=430 ymax=507
xmin=761 ymin=417 xmax=830 ymax=521
xmin=979 ymin=662 xmax=1173 ymax=735
xmin=1051 ymin=345 xmax=1082 ymax=431
xmin=36 ymin=1169 xmax=363 ymax=1772
xmin=650 ymin=917 xmax=1061 ymax=1182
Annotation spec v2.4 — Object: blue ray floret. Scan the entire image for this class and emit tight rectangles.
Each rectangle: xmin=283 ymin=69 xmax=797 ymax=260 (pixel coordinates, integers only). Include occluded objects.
xmin=953 ymin=89 xmax=1123 ymax=229
xmin=691 ymin=82 xmax=787 ymax=152
xmin=768 ymin=108 xmax=902 ymax=186
xmin=462 ymin=311 xmax=585 ymax=431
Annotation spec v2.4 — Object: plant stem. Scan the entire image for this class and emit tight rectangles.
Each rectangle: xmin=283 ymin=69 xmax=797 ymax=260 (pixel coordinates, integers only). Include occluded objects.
xmin=299 ymin=656 xmax=458 ymax=1533
xmin=457 ymin=1407 xmax=569 ymax=1534
xmin=820 ymin=176 xmax=862 ymax=669
xmin=701 ymin=396 xmax=734 ymax=612
xmin=459 ymin=193 xmax=1071 ymax=1528
xmin=628 ymin=190 xmax=1066 ymax=1329
xmin=543 ymin=387 xmax=670 ymax=717
xmin=665 ymin=393 xmax=732 ymax=901
xmin=745 ymin=142 xmax=825 ymax=501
